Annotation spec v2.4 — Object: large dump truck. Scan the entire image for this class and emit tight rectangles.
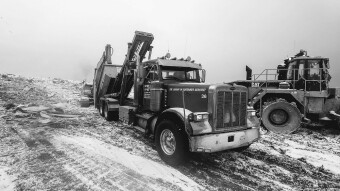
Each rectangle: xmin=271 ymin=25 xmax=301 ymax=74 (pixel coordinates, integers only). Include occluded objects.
xmin=233 ymin=50 xmax=340 ymax=134
xmin=93 ymin=31 xmax=260 ymax=165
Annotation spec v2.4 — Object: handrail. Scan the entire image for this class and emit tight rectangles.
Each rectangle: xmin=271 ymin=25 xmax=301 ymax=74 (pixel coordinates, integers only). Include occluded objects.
xmin=252 ymin=69 xmax=267 ymax=80
xmin=251 ymin=68 xmax=328 ymax=92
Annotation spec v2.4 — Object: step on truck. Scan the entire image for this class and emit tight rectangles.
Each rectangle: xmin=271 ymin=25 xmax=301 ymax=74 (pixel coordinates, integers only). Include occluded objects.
xmin=92 ymin=31 xmax=260 ymax=165
xmin=232 ymin=50 xmax=340 ymax=134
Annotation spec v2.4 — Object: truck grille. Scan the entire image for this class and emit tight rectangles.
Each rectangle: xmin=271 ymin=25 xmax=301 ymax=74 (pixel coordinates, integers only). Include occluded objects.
xmin=216 ymin=91 xmax=247 ymax=130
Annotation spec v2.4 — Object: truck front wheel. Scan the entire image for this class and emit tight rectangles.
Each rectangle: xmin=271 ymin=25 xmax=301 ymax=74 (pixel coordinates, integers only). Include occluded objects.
xmin=155 ymin=120 xmax=188 ymax=166
xmin=262 ymin=101 xmax=301 ymax=134
xmin=98 ymin=102 xmax=104 ymax=117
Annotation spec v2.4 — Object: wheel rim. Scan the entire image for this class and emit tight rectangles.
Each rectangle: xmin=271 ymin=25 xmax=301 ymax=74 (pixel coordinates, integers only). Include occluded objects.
xmin=104 ymin=104 xmax=108 ymax=118
xmin=269 ymin=109 xmax=288 ymax=125
xmin=99 ymin=105 xmax=102 ymax=115
xmin=160 ymin=129 xmax=176 ymax=155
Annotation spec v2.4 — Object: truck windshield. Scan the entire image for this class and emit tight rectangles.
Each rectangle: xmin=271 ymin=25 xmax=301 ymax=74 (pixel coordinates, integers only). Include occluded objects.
xmin=161 ymin=67 xmax=202 ymax=82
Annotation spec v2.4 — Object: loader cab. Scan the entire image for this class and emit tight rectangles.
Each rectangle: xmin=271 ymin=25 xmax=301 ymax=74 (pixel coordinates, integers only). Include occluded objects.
xmin=280 ymin=57 xmax=330 ymax=91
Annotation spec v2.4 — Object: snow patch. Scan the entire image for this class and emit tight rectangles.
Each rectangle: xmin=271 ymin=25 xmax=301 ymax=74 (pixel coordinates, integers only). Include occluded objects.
xmin=247 ymin=158 xmax=266 ymax=167
xmin=55 ymin=135 xmax=203 ymax=191
xmin=285 ymin=148 xmax=340 ymax=175
xmin=252 ymin=142 xmax=282 ymax=156
xmin=0 ymin=166 xmax=16 ymax=191
xmin=284 ymin=139 xmax=306 ymax=149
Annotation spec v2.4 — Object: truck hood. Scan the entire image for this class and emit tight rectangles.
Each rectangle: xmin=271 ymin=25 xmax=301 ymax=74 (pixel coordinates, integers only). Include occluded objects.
xmin=166 ymin=83 xmax=210 ymax=112
xmin=165 ymin=83 xmax=247 ymax=113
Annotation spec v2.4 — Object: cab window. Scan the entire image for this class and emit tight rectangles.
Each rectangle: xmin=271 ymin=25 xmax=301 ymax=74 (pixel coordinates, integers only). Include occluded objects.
xmin=307 ymin=60 xmax=321 ymax=80
xmin=145 ymin=65 xmax=159 ymax=81
xmin=287 ymin=61 xmax=297 ymax=80
xmin=161 ymin=66 xmax=202 ymax=82
xmin=298 ymin=60 xmax=305 ymax=79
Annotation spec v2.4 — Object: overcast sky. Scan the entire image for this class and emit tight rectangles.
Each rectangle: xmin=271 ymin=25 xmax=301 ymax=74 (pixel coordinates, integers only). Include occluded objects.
xmin=1 ymin=0 xmax=339 ymax=86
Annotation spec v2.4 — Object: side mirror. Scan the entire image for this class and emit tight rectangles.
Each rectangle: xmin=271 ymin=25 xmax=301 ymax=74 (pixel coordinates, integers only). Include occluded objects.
xmin=201 ymin=69 xmax=206 ymax=83
xmin=325 ymin=60 xmax=330 ymax=69
xmin=128 ymin=61 xmax=136 ymax=69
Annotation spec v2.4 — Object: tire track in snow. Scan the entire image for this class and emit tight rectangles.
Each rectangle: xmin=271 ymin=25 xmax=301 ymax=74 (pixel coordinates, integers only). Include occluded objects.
xmin=52 ymin=133 xmax=204 ymax=191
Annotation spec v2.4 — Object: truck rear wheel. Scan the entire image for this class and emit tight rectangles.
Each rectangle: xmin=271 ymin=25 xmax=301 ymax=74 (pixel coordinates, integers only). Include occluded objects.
xmin=155 ymin=120 xmax=188 ymax=166
xmin=262 ymin=101 xmax=301 ymax=134
xmin=98 ymin=102 xmax=104 ymax=117
xmin=103 ymin=103 xmax=118 ymax=121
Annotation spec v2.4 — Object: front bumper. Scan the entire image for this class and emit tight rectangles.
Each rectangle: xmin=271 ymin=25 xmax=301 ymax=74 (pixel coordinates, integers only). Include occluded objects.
xmin=189 ymin=127 xmax=260 ymax=152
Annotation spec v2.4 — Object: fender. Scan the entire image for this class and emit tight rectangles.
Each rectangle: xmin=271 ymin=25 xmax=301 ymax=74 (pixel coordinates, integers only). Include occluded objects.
xmin=154 ymin=108 xmax=193 ymax=136
xmin=253 ymin=89 xmax=305 ymax=113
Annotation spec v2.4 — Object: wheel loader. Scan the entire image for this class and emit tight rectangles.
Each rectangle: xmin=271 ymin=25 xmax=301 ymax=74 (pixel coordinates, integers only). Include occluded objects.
xmin=232 ymin=50 xmax=340 ymax=134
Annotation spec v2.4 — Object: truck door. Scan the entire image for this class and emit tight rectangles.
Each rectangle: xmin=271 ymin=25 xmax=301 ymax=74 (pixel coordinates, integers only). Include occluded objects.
xmin=143 ymin=64 xmax=159 ymax=110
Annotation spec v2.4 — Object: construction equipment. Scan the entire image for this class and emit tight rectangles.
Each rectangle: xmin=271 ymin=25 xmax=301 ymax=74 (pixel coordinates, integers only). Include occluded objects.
xmin=232 ymin=50 xmax=340 ymax=134
xmin=79 ymin=83 xmax=93 ymax=107
xmin=92 ymin=31 xmax=260 ymax=165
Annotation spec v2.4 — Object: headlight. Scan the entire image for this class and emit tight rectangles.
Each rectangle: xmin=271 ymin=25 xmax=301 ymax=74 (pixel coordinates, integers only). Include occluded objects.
xmin=248 ymin=110 xmax=256 ymax=117
xmin=189 ymin=112 xmax=209 ymax=122
xmin=247 ymin=109 xmax=260 ymax=127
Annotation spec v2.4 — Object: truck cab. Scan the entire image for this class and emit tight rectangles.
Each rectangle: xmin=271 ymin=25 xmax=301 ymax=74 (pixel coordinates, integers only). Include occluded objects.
xmin=135 ymin=57 xmax=205 ymax=111
xmin=131 ymin=55 xmax=260 ymax=165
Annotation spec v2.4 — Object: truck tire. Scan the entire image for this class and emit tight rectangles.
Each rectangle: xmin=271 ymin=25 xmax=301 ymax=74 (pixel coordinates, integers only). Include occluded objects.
xmin=262 ymin=101 xmax=301 ymax=134
xmin=155 ymin=120 xmax=188 ymax=166
xmin=98 ymin=102 xmax=104 ymax=117
xmin=103 ymin=103 xmax=118 ymax=121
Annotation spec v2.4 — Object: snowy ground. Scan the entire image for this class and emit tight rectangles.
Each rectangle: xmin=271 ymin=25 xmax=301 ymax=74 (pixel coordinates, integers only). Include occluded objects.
xmin=0 ymin=74 xmax=340 ymax=190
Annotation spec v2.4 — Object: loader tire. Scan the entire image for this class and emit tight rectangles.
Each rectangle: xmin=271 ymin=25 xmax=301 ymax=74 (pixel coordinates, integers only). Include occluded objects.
xmin=262 ymin=101 xmax=301 ymax=134
xmin=155 ymin=120 xmax=188 ymax=166
xmin=103 ymin=103 xmax=118 ymax=121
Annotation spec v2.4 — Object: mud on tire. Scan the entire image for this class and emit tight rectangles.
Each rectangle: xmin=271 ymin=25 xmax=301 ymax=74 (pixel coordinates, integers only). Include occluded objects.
xmin=262 ymin=101 xmax=301 ymax=134
xmin=155 ymin=120 xmax=188 ymax=166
